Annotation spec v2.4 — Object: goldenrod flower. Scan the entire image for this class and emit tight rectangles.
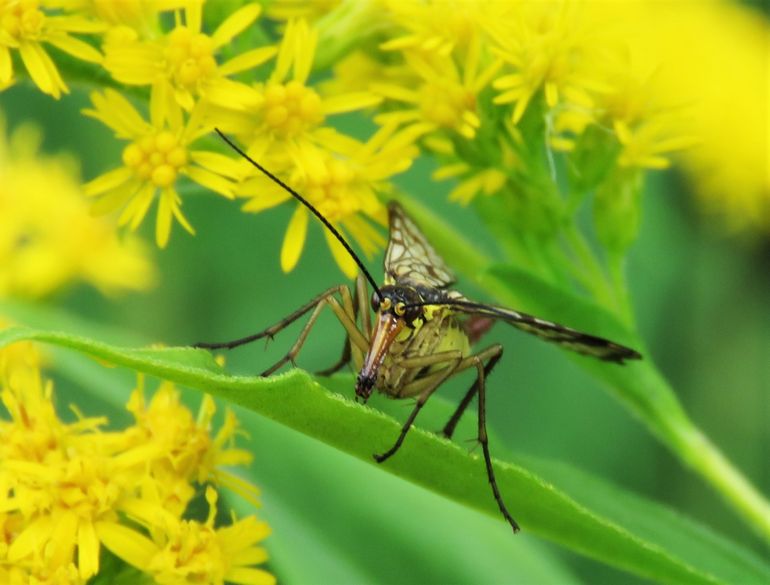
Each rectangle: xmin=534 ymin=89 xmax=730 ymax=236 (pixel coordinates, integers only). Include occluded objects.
xmin=124 ymin=381 xmax=257 ymax=513
xmin=57 ymin=0 xmax=187 ymax=28
xmin=0 ymin=370 xmax=147 ymax=580
xmin=0 ymin=368 xmax=271 ymax=582
xmin=239 ymin=123 xmax=417 ymax=277
xmin=0 ymin=115 xmax=155 ymax=298
xmin=98 ymin=486 xmax=274 ymax=585
xmin=207 ymin=18 xmax=381 ymax=159
xmin=373 ymin=35 xmax=501 ymax=141
xmin=601 ymin=0 xmax=770 ymax=231
xmin=487 ymin=3 xmax=596 ymax=125
xmin=575 ymin=55 xmax=697 ymax=171
xmin=0 ymin=0 xmax=103 ymax=98
xmin=432 ymin=135 xmax=518 ymax=205
xmin=83 ymin=87 xmax=241 ymax=247
xmin=103 ymin=2 xmax=276 ymax=112
xmin=381 ymin=0 xmax=497 ymax=57
xmin=266 ymin=0 xmax=341 ymax=21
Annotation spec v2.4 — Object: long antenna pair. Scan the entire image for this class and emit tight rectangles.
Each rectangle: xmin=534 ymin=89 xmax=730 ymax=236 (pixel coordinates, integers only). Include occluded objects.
xmin=215 ymin=129 xmax=383 ymax=300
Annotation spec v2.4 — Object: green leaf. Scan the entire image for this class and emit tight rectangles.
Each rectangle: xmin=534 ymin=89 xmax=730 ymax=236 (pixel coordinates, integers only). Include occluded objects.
xmin=2 ymin=326 xmax=769 ymax=584
xmin=393 ymin=197 xmax=770 ymax=542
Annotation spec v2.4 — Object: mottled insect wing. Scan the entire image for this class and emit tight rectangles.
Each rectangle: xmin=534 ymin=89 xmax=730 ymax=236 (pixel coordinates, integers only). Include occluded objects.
xmin=384 ymin=202 xmax=456 ymax=288
xmin=446 ymin=298 xmax=642 ymax=364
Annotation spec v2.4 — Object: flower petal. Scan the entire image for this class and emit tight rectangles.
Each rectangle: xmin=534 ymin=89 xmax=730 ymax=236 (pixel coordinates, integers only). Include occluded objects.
xmin=324 ymin=228 xmax=357 ymax=279
xmin=226 ymin=566 xmax=276 ymax=585
xmin=96 ymin=520 xmax=157 ymax=568
xmin=83 ymin=166 xmax=133 ymax=196
xmin=83 ymin=89 xmax=148 ymax=138
xmin=0 ymin=47 xmax=13 ymax=84
xmin=321 ymin=92 xmax=382 ymax=115
xmin=219 ymin=46 xmax=278 ymax=76
xmin=185 ymin=165 xmax=234 ymax=198
xmin=280 ymin=204 xmax=308 ymax=272
xmin=78 ymin=520 xmax=100 ymax=579
xmin=212 ymin=3 xmax=262 ymax=48
xmin=46 ymin=32 xmax=103 ymax=63
xmin=18 ymin=42 xmax=66 ymax=98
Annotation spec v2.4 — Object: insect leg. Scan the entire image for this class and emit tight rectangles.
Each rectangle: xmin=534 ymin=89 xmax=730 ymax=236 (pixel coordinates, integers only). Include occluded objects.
xmin=373 ymin=350 xmax=464 ymax=463
xmin=441 ymin=345 xmax=503 ymax=440
xmin=316 ymin=275 xmax=370 ymax=376
xmin=194 ymin=286 xmax=345 ymax=350
xmin=469 ymin=345 xmax=519 ymax=532
xmin=261 ymin=285 xmax=368 ymax=377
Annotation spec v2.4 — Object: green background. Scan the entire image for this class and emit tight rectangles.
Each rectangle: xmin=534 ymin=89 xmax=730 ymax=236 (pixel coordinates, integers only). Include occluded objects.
xmin=1 ymin=77 xmax=768 ymax=584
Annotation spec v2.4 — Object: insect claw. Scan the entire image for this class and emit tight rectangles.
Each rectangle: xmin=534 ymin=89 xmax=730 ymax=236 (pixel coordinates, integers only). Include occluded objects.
xmin=373 ymin=451 xmax=391 ymax=464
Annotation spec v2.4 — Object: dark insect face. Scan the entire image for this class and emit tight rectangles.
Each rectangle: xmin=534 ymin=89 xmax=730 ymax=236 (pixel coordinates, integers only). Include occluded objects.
xmin=370 ymin=285 xmax=423 ymax=327
xmin=357 ymin=285 xmax=425 ymax=401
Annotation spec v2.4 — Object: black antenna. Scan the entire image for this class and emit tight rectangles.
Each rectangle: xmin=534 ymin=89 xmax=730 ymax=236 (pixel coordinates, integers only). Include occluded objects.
xmin=215 ymin=128 xmax=383 ymax=300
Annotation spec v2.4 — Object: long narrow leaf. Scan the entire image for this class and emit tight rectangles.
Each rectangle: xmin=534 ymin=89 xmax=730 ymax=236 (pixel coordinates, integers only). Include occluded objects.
xmin=2 ymin=326 xmax=769 ymax=584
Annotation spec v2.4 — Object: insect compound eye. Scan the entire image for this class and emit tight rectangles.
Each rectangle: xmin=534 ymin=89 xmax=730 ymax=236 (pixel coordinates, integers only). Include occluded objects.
xmin=394 ymin=302 xmax=406 ymax=316
xmin=371 ymin=293 xmax=380 ymax=312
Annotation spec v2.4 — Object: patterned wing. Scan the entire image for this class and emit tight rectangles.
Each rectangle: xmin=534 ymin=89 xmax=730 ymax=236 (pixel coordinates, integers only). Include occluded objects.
xmin=444 ymin=296 xmax=642 ymax=363
xmin=384 ymin=202 xmax=456 ymax=288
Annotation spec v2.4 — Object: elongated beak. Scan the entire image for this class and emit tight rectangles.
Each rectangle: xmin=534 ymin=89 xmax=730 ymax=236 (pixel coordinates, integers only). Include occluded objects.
xmin=355 ymin=313 xmax=404 ymax=401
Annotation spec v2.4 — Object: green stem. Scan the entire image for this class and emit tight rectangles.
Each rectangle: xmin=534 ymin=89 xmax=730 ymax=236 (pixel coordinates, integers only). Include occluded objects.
xmin=563 ymin=226 xmax=616 ymax=312
xmin=607 ymin=252 xmax=636 ymax=329
xmin=673 ymin=423 xmax=770 ymax=541
xmin=396 ymin=193 xmax=770 ymax=543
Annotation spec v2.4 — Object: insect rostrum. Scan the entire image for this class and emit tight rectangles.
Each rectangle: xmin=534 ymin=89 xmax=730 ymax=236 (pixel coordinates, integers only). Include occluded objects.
xmin=197 ymin=130 xmax=643 ymax=534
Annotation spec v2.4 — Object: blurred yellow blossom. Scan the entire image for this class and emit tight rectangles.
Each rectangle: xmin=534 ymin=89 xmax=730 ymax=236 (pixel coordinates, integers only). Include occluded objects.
xmin=57 ymin=0 xmax=187 ymax=29
xmin=0 ymin=115 xmax=155 ymax=298
xmin=380 ymin=0 xmax=495 ymax=57
xmin=373 ymin=36 xmax=501 ymax=140
xmin=266 ymin=0 xmax=341 ymax=21
xmin=487 ymin=2 xmax=597 ymax=125
xmin=0 ymin=0 xmax=104 ymax=98
xmin=103 ymin=2 xmax=276 ymax=112
xmin=83 ymin=87 xmax=241 ymax=247
xmin=605 ymin=0 xmax=769 ymax=231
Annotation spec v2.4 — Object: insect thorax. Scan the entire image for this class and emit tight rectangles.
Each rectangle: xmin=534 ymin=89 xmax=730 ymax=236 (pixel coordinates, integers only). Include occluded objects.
xmin=377 ymin=286 xmax=471 ymax=398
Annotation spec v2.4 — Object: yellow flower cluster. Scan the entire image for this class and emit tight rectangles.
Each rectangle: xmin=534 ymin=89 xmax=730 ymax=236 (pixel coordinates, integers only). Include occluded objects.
xmin=0 ymin=346 xmax=273 ymax=584
xmin=0 ymin=115 xmax=154 ymax=299
xmin=4 ymin=0 xmax=764 ymax=277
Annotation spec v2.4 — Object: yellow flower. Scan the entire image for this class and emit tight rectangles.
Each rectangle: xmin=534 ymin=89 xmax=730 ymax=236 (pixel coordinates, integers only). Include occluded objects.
xmin=0 ymin=115 xmax=155 ymax=298
xmin=0 ymin=0 xmax=103 ymax=98
xmin=98 ymin=486 xmax=274 ymax=585
xmin=83 ymin=87 xmax=241 ymax=247
xmin=0 ymin=369 xmax=269 ymax=582
xmin=239 ymin=122 xmax=417 ymax=277
xmin=487 ymin=2 xmax=597 ymax=125
xmin=124 ymin=381 xmax=257 ymax=513
xmin=266 ymin=0 xmax=341 ymax=21
xmin=103 ymin=2 xmax=276 ymax=111
xmin=0 ymin=370 xmax=149 ymax=581
xmin=57 ymin=0 xmax=187 ymax=28
xmin=604 ymin=0 xmax=770 ymax=231
xmin=432 ymin=134 xmax=519 ymax=205
xmin=572 ymin=53 xmax=697 ymax=171
xmin=373 ymin=36 xmax=501 ymax=141
xmin=381 ymin=0 xmax=497 ymax=57
xmin=207 ymin=18 xmax=381 ymax=159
